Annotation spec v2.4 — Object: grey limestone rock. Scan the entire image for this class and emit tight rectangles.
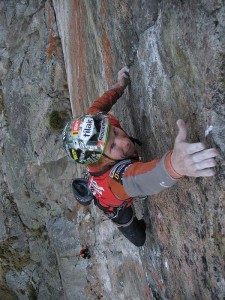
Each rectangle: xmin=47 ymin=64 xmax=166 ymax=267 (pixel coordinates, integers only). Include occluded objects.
xmin=0 ymin=0 xmax=224 ymax=299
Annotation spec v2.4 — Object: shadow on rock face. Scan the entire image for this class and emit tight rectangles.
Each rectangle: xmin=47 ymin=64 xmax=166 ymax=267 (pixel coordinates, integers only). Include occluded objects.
xmin=43 ymin=156 xmax=68 ymax=179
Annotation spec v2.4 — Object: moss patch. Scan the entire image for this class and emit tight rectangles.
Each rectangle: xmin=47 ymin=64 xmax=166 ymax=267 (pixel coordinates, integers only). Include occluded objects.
xmin=0 ymin=237 xmax=31 ymax=272
xmin=49 ymin=110 xmax=70 ymax=130
xmin=0 ymin=287 xmax=17 ymax=300
xmin=0 ymin=237 xmax=31 ymax=298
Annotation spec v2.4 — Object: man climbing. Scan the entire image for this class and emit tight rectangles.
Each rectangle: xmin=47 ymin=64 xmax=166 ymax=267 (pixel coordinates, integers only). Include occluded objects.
xmin=62 ymin=66 xmax=218 ymax=247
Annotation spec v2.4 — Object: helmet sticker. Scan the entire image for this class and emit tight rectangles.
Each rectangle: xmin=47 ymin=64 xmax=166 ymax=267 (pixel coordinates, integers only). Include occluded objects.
xmin=98 ymin=117 xmax=108 ymax=143
xmin=97 ymin=140 xmax=104 ymax=148
xmin=65 ymin=144 xmax=72 ymax=158
xmin=71 ymin=149 xmax=78 ymax=160
xmin=79 ymin=151 xmax=86 ymax=163
xmin=80 ymin=118 xmax=95 ymax=141
xmin=73 ymin=139 xmax=80 ymax=150
xmin=62 ymin=130 xmax=66 ymax=142
xmin=77 ymin=140 xmax=85 ymax=149
xmin=71 ymin=119 xmax=81 ymax=136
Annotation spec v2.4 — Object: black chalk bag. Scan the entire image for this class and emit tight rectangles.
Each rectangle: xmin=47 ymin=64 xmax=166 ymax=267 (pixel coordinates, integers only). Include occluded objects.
xmin=72 ymin=178 xmax=94 ymax=206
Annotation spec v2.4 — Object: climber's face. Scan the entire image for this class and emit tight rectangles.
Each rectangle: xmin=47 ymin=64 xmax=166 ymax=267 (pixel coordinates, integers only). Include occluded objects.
xmin=104 ymin=126 xmax=137 ymax=160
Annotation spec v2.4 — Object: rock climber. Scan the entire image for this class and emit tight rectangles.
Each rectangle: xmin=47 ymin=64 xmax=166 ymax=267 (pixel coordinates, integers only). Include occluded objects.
xmin=62 ymin=66 xmax=218 ymax=247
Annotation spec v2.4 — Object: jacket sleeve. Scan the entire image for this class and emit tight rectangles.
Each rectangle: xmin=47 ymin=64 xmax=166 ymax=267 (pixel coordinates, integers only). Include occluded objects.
xmin=108 ymin=151 xmax=182 ymax=198
xmin=87 ymin=86 xmax=125 ymax=115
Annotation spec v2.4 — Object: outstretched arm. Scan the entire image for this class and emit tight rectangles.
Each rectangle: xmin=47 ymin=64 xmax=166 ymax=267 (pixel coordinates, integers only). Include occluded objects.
xmin=109 ymin=120 xmax=218 ymax=198
xmin=88 ymin=66 xmax=129 ymax=115
xmin=111 ymin=153 xmax=178 ymax=198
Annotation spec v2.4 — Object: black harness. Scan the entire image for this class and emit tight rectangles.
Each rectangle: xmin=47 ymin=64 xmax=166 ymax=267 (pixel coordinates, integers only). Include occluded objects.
xmin=72 ymin=173 xmax=130 ymax=219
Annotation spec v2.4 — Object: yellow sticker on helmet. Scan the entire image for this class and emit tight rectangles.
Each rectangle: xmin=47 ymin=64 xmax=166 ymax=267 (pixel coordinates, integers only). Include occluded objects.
xmin=71 ymin=131 xmax=79 ymax=136
xmin=71 ymin=120 xmax=81 ymax=136
xmin=71 ymin=149 xmax=78 ymax=160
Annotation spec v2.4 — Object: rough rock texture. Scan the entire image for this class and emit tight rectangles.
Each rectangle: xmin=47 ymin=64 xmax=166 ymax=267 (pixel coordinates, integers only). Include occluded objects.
xmin=0 ymin=1 xmax=75 ymax=299
xmin=0 ymin=0 xmax=225 ymax=299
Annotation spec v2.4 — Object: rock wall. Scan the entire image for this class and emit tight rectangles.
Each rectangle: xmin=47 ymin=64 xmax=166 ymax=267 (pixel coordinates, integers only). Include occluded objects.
xmin=0 ymin=1 xmax=76 ymax=299
xmin=0 ymin=0 xmax=225 ymax=299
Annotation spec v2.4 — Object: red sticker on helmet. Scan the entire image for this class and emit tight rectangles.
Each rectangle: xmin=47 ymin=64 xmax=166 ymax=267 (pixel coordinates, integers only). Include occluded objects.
xmin=97 ymin=140 xmax=104 ymax=148
xmin=71 ymin=120 xmax=81 ymax=136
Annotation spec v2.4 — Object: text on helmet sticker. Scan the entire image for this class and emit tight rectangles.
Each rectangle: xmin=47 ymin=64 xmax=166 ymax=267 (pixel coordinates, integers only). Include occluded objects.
xmin=71 ymin=149 xmax=78 ymax=160
xmin=80 ymin=118 xmax=94 ymax=141
xmin=98 ymin=117 xmax=108 ymax=144
xmin=71 ymin=120 xmax=81 ymax=136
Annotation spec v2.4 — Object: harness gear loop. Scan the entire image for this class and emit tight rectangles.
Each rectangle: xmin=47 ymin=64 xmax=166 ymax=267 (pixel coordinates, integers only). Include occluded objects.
xmin=93 ymin=197 xmax=132 ymax=220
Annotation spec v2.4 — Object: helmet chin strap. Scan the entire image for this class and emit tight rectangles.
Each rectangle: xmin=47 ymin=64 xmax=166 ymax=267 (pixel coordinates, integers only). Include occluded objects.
xmin=102 ymin=153 xmax=115 ymax=161
xmin=102 ymin=152 xmax=139 ymax=165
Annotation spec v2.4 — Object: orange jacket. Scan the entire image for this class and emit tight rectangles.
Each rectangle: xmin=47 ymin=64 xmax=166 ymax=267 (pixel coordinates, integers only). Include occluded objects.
xmin=87 ymin=87 xmax=181 ymax=206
